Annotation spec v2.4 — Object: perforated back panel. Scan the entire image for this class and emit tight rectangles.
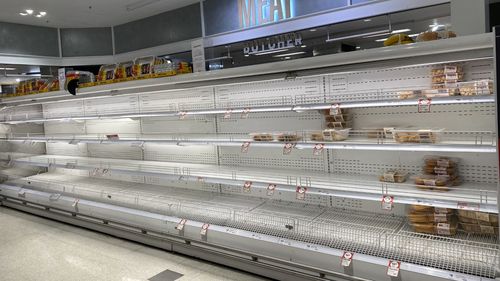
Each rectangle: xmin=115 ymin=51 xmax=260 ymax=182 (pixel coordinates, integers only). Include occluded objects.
xmin=144 ymin=143 xmax=217 ymax=164
xmin=23 ymin=56 xmax=496 ymax=214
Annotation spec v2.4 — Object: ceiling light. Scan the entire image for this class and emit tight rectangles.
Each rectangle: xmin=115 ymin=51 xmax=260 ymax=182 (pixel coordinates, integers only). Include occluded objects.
xmin=0 ymin=67 xmax=16 ymax=71
xmin=126 ymin=0 xmax=161 ymax=11
xmin=39 ymin=11 xmax=46 ymax=16
xmin=300 ymin=45 xmax=307 ymax=48
xmin=35 ymin=14 xmax=42 ymax=18
xmin=19 ymin=12 xmax=28 ymax=16
xmin=356 ymin=46 xmax=361 ymax=49
xmin=364 ymin=19 xmax=372 ymax=22
xmin=284 ymin=57 xmax=291 ymax=60
xmin=26 ymin=9 xmax=33 ymax=15
xmin=274 ymin=51 xmax=306 ymax=57
xmin=375 ymin=38 xmax=388 ymax=42
xmin=244 ymin=54 xmax=249 ymax=57
xmin=391 ymin=29 xmax=411 ymax=34
xmin=309 ymin=29 xmax=317 ymax=32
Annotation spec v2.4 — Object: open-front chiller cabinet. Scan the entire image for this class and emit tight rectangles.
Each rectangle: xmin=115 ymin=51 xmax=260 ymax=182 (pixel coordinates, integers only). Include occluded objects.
xmin=0 ymin=32 xmax=499 ymax=281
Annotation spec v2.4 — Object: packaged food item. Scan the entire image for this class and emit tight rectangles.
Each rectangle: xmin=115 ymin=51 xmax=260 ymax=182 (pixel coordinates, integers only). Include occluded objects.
xmin=398 ymin=90 xmax=423 ymax=100
xmin=408 ymin=212 xmax=454 ymax=223
xmin=115 ymin=61 xmax=135 ymax=81
xmin=414 ymin=174 xmax=460 ymax=191
xmin=459 ymin=223 xmax=498 ymax=235
xmin=275 ymin=132 xmax=301 ymax=142
xmin=410 ymin=222 xmax=457 ymax=235
xmin=459 ymin=80 xmax=494 ymax=96
xmin=97 ymin=64 xmax=117 ymax=84
xmin=392 ymin=128 xmax=443 ymax=144
xmin=416 ymin=31 xmax=439 ymax=42
xmin=457 ymin=210 xmax=498 ymax=225
xmin=250 ymin=133 xmax=274 ymax=142
xmin=310 ymin=131 xmax=324 ymax=141
xmin=384 ymin=34 xmax=414 ymax=46
xmin=423 ymin=88 xmax=460 ymax=97
xmin=133 ymin=56 xmax=155 ymax=78
xmin=379 ymin=170 xmax=408 ymax=183
xmin=431 ymin=73 xmax=464 ymax=84
xmin=409 ymin=205 xmax=453 ymax=214
xmin=431 ymin=65 xmax=463 ymax=76
xmin=322 ymin=128 xmax=350 ymax=141
xmin=361 ymin=128 xmax=385 ymax=139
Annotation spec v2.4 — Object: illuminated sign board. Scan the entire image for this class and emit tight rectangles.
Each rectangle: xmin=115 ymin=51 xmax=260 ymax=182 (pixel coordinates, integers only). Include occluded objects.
xmin=238 ymin=0 xmax=295 ymax=28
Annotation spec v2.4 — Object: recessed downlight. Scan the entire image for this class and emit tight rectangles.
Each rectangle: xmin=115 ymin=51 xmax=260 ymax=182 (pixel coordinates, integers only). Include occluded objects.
xmin=26 ymin=9 xmax=33 ymax=15
xmin=19 ymin=9 xmax=46 ymax=18
xmin=39 ymin=11 xmax=46 ymax=16
xmin=19 ymin=12 xmax=28 ymax=16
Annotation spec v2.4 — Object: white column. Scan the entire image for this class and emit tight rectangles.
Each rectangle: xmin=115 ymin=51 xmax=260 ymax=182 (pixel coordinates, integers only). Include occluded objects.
xmin=451 ymin=0 xmax=488 ymax=36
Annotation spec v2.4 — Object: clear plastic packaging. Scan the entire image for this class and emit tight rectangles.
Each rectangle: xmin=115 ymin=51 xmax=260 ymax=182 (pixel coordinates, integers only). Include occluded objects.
xmin=274 ymin=132 xmax=302 ymax=142
xmin=459 ymin=223 xmax=498 ymax=235
xmin=457 ymin=210 xmax=499 ymax=225
xmin=414 ymin=174 xmax=460 ymax=191
xmin=410 ymin=221 xmax=457 ymax=235
xmin=392 ymin=128 xmax=444 ymax=144
xmin=322 ymin=128 xmax=351 ymax=141
xmin=97 ymin=64 xmax=117 ymax=82
xmin=379 ymin=170 xmax=408 ymax=183
xmin=310 ymin=131 xmax=324 ymax=141
xmin=398 ymin=90 xmax=424 ymax=100
xmin=408 ymin=213 xmax=454 ymax=223
xmin=459 ymin=80 xmax=494 ymax=96
xmin=249 ymin=133 xmax=274 ymax=142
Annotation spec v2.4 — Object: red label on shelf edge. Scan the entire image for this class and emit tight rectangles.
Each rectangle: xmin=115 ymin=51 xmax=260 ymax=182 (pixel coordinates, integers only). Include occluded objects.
xmin=241 ymin=108 xmax=250 ymax=119
xmin=224 ymin=109 xmax=232 ymax=119
xmin=313 ymin=143 xmax=324 ymax=156
xmin=296 ymin=186 xmax=307 ymax=200
xmin=179 ymin=111 xmax=187 ymax=119
xmin=243 ymin=181 xmax=252 ymax=193
xmin=241 ymin=142 xmax=250 ymax=153
xmin=418 ymin=98 xmax=431 ymax=113
xmin=387 ymin=260 xmax=401 ymax=277
xmin=201 ymin=223 xmax=210 ymax=236
xmin=176 ymin=219 xmax=187 ymax=231
xmin=283 ymin=143 xmax=294 ymax=155
xmin=381 ymin=195 xmax=394 ymax=210
xmin=341 ymin=251 xmax=354 ymax=267
xmin=267 ymin=184 xmax=276 ymax=196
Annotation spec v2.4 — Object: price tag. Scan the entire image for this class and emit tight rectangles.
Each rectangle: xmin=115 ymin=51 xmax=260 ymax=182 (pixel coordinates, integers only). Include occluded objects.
xmin=418 ymin=98 xmax=432 ymax=113
xmin=457 ymin=202 xmax=480 ymax=211
xmin=241 ymin=142 xmax=250 ymax=153
xmin=436 ymin=223 xmax=451 ymax=235
xmin=106 ymin=134 xmax=119 ymax=141
xmin=387 ymin=260 xmax=401 ymax=277
xmin=296 ymin=186 xmax=307 ymax=200
xmin=381 ymin=195 xmax=394 ymax=210
xmin=197 ymin=176 xmax=205 ymax=183
xmin=444 ymin=65 xmax=457 ymax=74
xmin=243 ymin=181 xmax=252 ymax=193
xmin=241 ymin=108 xmax=250 ymax=119
xmin=341 ymin=251 xmax=353 ymax=267
xmin=224 ymin=109 xmax=232 ymax=119
xmin=267 ymin=184 xmax=276 ymax=196
xmin=313 ymin=143 xmax=324 ymax=156
xmin=179 ymin=111 xmax=187 ymax=119
xmin=200 ymin=223 xmax=210 ymax=236
xmin=176 ymin=219 xmax=187 ymax=231
xmin=72 ymin=199 xmax=79 ymax=208
xmin=434 ymin=213 xmax=448 ymax=223
xmin=18 ymin=189 xmax=26 ymax=197
xmin=330 ymin=103 xmax=341 ymax=115
xmin=283 ymin=143 xmax=294 ymax=155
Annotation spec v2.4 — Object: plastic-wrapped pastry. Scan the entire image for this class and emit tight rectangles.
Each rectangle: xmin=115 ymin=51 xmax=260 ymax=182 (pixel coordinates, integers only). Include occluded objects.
xmin=379 ymin=170 xmax=408 ymax=183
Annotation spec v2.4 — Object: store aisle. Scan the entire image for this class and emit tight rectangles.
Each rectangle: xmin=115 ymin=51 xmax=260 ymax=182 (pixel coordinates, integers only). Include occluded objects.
xmin=0 ymin=206 xmax=269 ymax=281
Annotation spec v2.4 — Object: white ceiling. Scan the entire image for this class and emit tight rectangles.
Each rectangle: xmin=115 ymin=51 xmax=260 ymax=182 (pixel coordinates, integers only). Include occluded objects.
xmin=0 ymin=0 xmax=200 ymax=28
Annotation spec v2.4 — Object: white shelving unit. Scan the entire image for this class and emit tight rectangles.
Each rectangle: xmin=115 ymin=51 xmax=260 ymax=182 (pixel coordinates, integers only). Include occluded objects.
xmin=0 ymin=33 xmax=498 ymax=281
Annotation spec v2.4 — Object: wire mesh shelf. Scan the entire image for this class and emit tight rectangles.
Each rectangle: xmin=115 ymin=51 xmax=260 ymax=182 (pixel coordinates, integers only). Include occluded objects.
xmin=8 ymin=172 xmax=499 ymax=279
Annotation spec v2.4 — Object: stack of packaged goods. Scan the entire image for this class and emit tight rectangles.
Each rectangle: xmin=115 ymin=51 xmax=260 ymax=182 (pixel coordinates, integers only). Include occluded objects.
xmin=96 ymin=64 xmax=118 ymax=85
xmin=310 ymin=107 xmax=351 ymax=142
xmin=114 ymin=61 xmax=135 ymax=82
xmin=415 ymin=156 xmax=461 ymax=191
xmin=457 ymin=210 xmax=499 ymax=236
xmin=408 ymin=205 xmax=457 ymax=236
xmin=425 ymin=65 xmax=463 ymax=98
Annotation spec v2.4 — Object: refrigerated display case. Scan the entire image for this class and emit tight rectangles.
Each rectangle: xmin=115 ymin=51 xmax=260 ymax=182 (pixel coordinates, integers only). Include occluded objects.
xmin=0 ymin=32 xmax=498 ymax=281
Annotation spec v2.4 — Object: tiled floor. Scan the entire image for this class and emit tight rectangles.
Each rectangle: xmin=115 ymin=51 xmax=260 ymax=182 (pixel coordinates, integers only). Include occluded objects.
xmin=0 ymin=206 xmax=269 ymax=281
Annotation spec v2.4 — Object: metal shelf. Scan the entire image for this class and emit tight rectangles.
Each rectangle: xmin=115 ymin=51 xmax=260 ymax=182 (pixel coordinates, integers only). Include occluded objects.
xmin=4 ymin=172 xmax=498 ymax=279
xmin=11 ymin=155 xmax=498 ymax=213
xmin=0 ymin=95 xmax=494 ymax=124
xmin=2 ymin=131 xmax=496 ymax=153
